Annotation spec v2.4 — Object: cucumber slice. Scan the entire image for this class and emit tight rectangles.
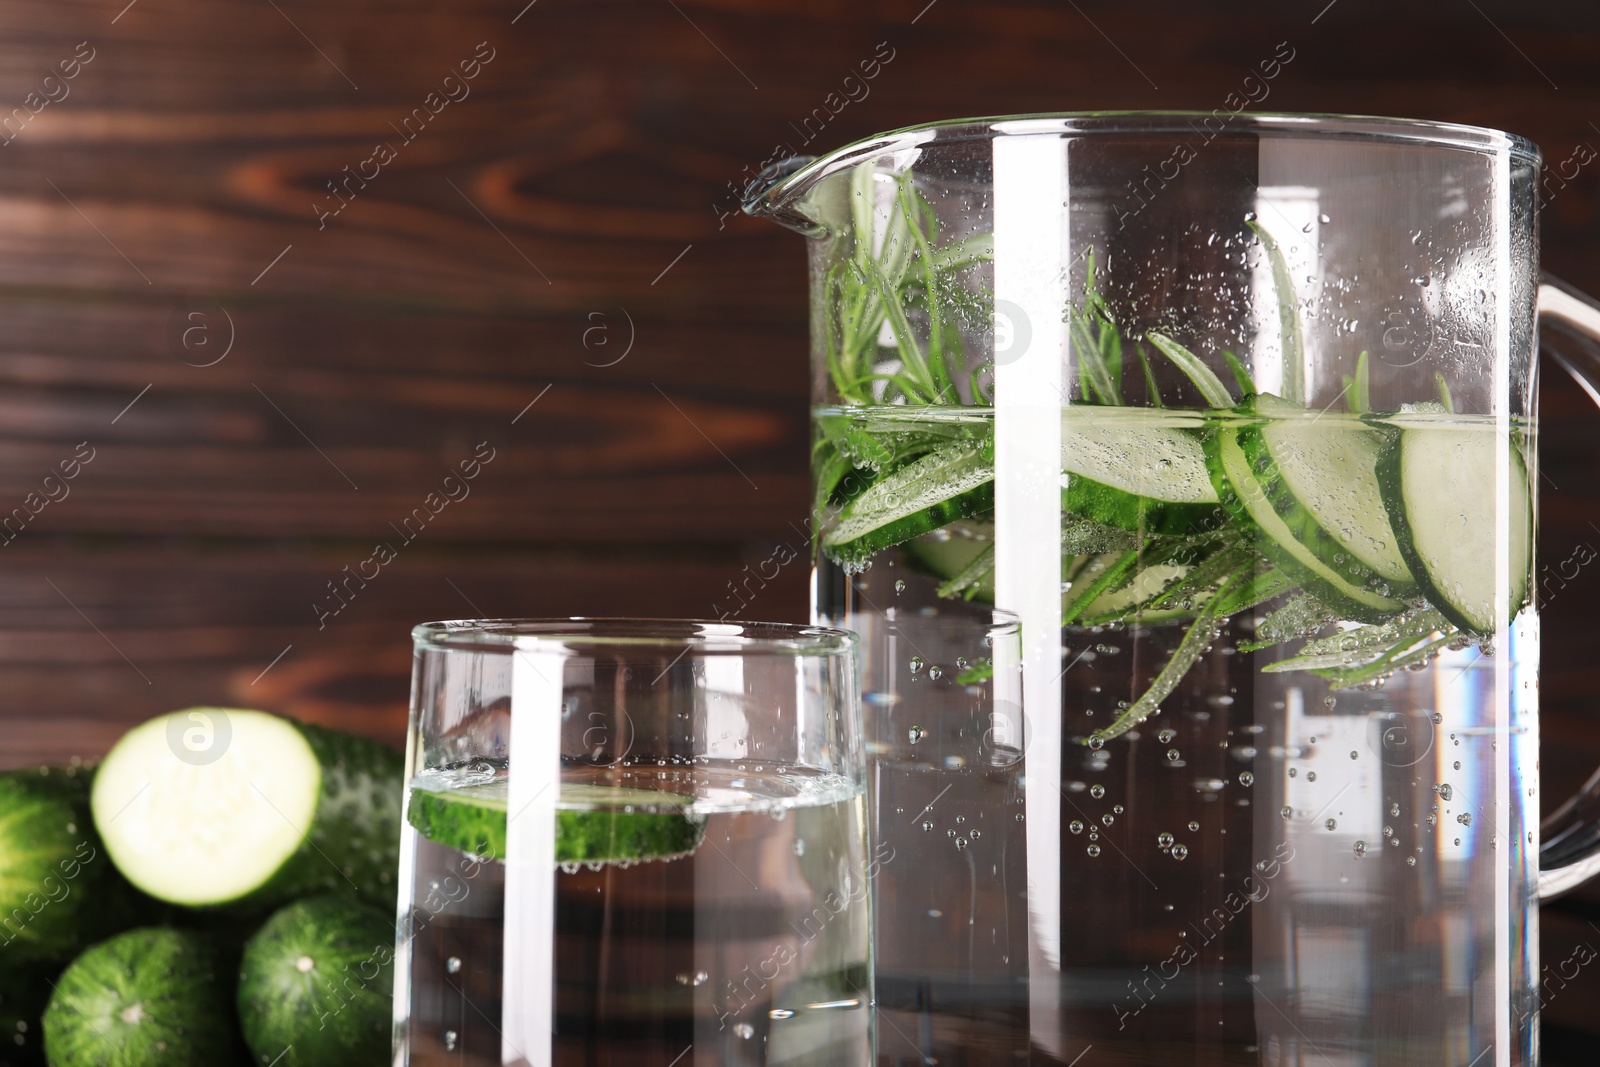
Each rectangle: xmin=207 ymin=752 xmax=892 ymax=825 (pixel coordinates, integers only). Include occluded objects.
xmin=1378 ymin=413 xmax=1532 ymax=635
xmin=1077 ymin=561 xmax=1194 ymax=624
xmin=41 ymin=928 xmax=239 ymax=1067
xmin=1240 ymin=394 xmax=1414 ymax=588
xmin=1061 ymin=412 xmax=1224 ymax=536
xmin=406 ymin=780 xmax=707 ymax=865
xmin=0 ymin=767 xmax=138 ymax=964
xmin=237 ymin=896 xmax=391 ymax=1067
xmin=904 ymin=521 xmax=995 ymax=602
xmin=1210 ymin=428 xmax=1406 ymax=623
xmin=822 ymin=440 xmax=993 ymax=565
xmin=90 ymin=709 xmax=402 ymax=911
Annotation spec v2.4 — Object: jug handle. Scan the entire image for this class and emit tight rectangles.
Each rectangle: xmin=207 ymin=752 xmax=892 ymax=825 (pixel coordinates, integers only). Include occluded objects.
xmin=1535 ymin=274 xmax=1600 ymax=900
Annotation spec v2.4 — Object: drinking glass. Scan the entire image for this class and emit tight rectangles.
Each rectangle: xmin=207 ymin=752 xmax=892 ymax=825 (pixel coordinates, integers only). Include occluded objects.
xmin=395 ymin=619 xmax=871 ymax=1067
xmin=747 ymin=113 xmax=1600 ymax=1065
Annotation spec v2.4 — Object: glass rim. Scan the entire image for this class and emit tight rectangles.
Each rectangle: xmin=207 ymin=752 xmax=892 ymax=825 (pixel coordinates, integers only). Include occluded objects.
xmin=747 ymin=110 xmax=1542 ymax=221
xmin=411 ymin=617 xmax=859 ymax=656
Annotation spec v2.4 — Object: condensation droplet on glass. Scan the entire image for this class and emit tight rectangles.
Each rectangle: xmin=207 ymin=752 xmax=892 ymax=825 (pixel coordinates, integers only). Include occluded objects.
xmin=446 ymin=957 xmax=462 ymax=975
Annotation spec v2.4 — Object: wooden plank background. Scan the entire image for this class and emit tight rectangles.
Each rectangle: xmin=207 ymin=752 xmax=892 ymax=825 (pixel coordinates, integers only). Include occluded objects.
xmin=3 ymin=0 xmax=1600 ymax=1055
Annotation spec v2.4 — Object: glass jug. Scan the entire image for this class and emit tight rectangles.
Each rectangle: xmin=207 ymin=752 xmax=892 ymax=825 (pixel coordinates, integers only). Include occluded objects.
xmin=746 ymin=113 xmax=1600 ymax=1066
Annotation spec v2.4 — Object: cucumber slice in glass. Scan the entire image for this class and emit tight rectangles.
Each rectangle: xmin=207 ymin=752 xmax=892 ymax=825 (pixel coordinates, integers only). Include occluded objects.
xmin=1378 ymin=410 xmax=1532 ymax=635
xmin=406 ymin=781 xmax=707 ymax=865
xmin=1060 ymin=410 xmax=1224 ymax=536
xmin=1210 ymin=427 xmax=1406 ymax=622
xmin=822 ymin=439 xmax=993 ymax=565
xmin=1242 ymin=393 xmax=1415 ymax=588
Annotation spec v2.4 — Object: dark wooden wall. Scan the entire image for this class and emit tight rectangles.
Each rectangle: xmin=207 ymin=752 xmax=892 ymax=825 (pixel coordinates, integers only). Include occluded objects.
xmin=4 ymin=0 xmax=1600 ymax=1053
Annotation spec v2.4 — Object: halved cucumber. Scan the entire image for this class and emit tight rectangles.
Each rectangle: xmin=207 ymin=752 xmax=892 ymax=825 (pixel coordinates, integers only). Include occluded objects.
xmin=406 ymin=781 xmax=707 ymax=865
xmin=1377 ymin=412 xmax=1532 ymax=635
xmin=1061 ymin=412 xmax=1224 ymax=536
xmin=237 ymin=896 xmax=392 ymax=1067
xmin=1209 ymin=427 xmax=1406 ymax=623
xmin=1239 ymin=394 xmax=1415 ymax=590
xmin=90 ymin=709 xmax=402 ymax=911
xmin=822 ymin=440 xmax=993 ymax=565
xmin=41 ymin=928 xmax=240 ymax=1067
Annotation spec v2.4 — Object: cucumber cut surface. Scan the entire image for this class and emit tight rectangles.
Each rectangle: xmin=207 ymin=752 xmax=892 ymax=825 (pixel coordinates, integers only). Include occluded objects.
xmin=41 ymin=928 xmax=238 ymax=1067
xmin=237 ymin=896 xmax=392 ymax=1067
xmin=822 ymin=440 xmax=993 ymax=564
xmin=90 ymin=709 xmax=402 ymax=910
xmin=1060 ymin=411 xmax=1223 ymax=535
xmin=1244 ymin=394 xmax=1414 ymax=587
xmin=1210 ymin=429 xmax=1406 ymax=622
xmin=1379 ymin=415 xmax=1532 ymax=634
xmin=407 ymin=780 xmax=706 ymax=865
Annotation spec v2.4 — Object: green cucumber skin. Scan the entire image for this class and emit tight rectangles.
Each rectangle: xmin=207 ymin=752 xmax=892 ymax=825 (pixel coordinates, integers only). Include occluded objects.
xmin=41 ymin=928 xmax=241 ymax=1067
xmin=0 ymin=769 xmax=146 ymax=965
xmin=237 ymin=896 xmax=392 ymax=1067
xmin=1375 ymin=434 xmax=1531 ymax=636
xmin=405 ymin=788 xmax=707 ymax=864
xmin=825 ymin=481 xmax=994 ymax=566
xmin=231 ymin=722 xmax=403 ymax=914
xmin=1062 ymin=475 xmax=1225 ymax=538
xmin=1204 ymin=428 xmax=1404 ymax=625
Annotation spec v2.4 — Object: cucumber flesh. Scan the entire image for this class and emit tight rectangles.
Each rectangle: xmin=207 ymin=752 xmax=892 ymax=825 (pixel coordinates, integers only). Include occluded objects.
xmin=237 ymin=896 xmax=391 ymax=1067
xmin=1211 ymin=429 xmax=1406 ymax=622
xmin=41 ymin=928 xmax=239 ymax=1067
xmin=1061 ymin=412 xmax=1223 ymax=536
xmin=90 ymin=709 xmax=402 ymax=910
xmin=1246 ymin=394 xmax=1414 ymax=586
xmin=823 ymin=440 xmax=993 ymax=565
xmin=406 ymin=780 xmax=707 ymax=865
xmin=1379 ymin=415 xmax=1532 ymax=635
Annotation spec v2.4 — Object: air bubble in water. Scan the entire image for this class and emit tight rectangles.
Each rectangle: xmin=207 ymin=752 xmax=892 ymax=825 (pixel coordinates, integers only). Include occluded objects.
xmin=1457 ymin=813 xmax=1472 ymax=826
xmin=1171 ymin=844 xmax=1189 ymax=860
xmin=894 ymin=580 xmax=906 ymax=594
xmin=1432 ymin=712 xmax=1443 ymax=724
xmin=922 ymin=821 xmax=933 ymax=832
xmin=1390 ymin=803 xmax=1401 ymax=817
xmin=1325 ymin=818 xmax=1337 ymax=831
xmin=1288 ymin=768 xmax=1297 ymax=778
xmin=1306 ymin=772 xmax=1317 ymax=782
xmin=908 ymin=725 xmax=925 ymax=745
xmin=446 ymin=957 xmax=462 ymax=974
xmin=1086 ymin=844 xmax=1102 ymax=857
xmin=1158 ymin=832 xmax=1175 ymax=848
xmin=1158 ymin=729 xmax=1176 ymax=743
xmin=793 ymin=839 xmax=806 ymax=856
xmin=735 ymin=1023 xmax=755 ymax=1039
xmin=1102 ymin=814 xmax=1115 ymax=827
xmin=1239 ymin=772 xmax=1254 ymax=786
xmin=445 ymin=1031 xmax=458 ymax=1051
xmin=1353 ymin=841 xmax=1367 ymax=857
xmin=909 ymin=656 xmax=924 ymax=673
xmin=1350 ymin=751 xmax=1359 ymax=760
xmin=955 ymin=837 xmax=968 ymax=850
xmin=1088 ymin=736 xmax=1105 ymax=751
xmin=1167 ymin=749 xmax=1181 ymax=762
xmin=1070 ymin=820 xmax=1085 ymax=834
xmin=677 ymin=970 xmax=709 ymax=986
xmin=1188 ymin=820 xmax=1200 ymax=832
xmin=928 ymin=666 xmax=943 ymax=681
xmin=1406 ymin=856 xmax=1418 ymax=866
xmin=770 ymin=1008 xmax=796 ymax=1020
xmin=1090 ymin=785 xmax=1106 ymax=799
xmin=1280 ymin=805 xmax=1293 ymax=818
xmin=1437 ymin=783 xmax=1453 ymax=801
